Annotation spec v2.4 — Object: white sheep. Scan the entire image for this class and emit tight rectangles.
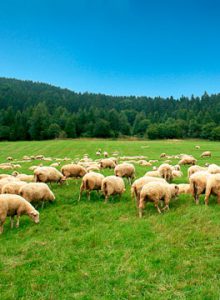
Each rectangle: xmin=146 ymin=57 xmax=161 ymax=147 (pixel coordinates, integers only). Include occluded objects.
xmin=189 ymin=171 xmax=211 ymax=204
xmin=101 ymin=176 xmax=125 ymax=203
xmin=34 ymin=166 xmax=65 ymax=184
xmin=78 ymin=172 xmax=105 ymax=201
xmin=114 ymin=163 xmax=135 ymax=184
xmin=204 ymin=174 xmax=220 ymax=205
xmin=0 ymin=194 xmax=39 ymax=234
xmin=61 ymin=164 xmax=87 ymax=178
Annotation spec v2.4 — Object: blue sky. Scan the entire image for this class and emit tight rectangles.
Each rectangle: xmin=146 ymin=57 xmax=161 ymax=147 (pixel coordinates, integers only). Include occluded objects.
xmin=0 ymin=0 xmax=220 ymax=97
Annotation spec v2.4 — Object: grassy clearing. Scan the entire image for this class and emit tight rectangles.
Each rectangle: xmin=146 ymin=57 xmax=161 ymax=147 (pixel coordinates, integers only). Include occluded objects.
xmin=0 ymin=139 xmax=220 ymax=299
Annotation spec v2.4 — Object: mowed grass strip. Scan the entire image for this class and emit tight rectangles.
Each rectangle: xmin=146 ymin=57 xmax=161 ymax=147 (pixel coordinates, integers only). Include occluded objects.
xmin=0 ymin=139 xmax=220 ymax=299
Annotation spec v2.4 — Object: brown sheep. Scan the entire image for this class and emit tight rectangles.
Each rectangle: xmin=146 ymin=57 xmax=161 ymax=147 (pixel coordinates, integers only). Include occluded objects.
xmin=78 ymin=172 xmax=105 ymax=201
xmin=139 ymin=182 xmax=179 ymax=217
xmin=101 ymin=176 xmax=125 ymax=203
xmin=100 ymin=158 xmax=116 ymax=169
xmin=0 ymin=194 xmax=39 ymax=234
xmin=179 ymin=155 xmax=197 ymax=165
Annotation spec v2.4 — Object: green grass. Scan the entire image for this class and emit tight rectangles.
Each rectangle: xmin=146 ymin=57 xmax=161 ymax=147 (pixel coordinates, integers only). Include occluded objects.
xmin=0 ymin=139 xmax=220 ymax=299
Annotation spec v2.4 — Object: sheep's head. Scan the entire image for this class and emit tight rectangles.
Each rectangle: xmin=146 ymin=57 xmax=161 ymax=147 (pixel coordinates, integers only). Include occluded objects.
xmin=29 ymin=210 xmax=40 ymax=224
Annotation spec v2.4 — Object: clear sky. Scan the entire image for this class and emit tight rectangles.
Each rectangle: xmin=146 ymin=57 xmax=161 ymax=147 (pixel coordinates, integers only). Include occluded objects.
xmin=0 ymin=0 xmax=220 ymax=97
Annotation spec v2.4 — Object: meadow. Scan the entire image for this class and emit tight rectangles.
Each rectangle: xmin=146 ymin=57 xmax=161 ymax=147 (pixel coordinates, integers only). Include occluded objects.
xmin=0 ymin=139 xmax=220 ymax=300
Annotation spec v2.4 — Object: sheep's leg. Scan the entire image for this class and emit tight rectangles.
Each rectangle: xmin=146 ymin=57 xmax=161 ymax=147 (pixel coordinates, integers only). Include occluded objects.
xmin=41 ymin=201 xmax=45 ymax=209
xmin=10 ymin=216 xmax=14 ymax=229
xmin=78 ymin=185 xmax=83 ymax=201
xmin=204 ymin=186 xmax=211 ymax=206
xmin=16 ymin=215 xmax=20 ymax=228
xmin=128 ymin=177 xmax=131 ymax=185
xmin=104 ymin=195 xmax=109 ymax=203
xmin=217 ymin=194 xmax=220 ymax=204
xmin=155 ymin=203 xmax=162 ymax=214
xmin=139 ymin=197 xmax=145 ymax=217
xmin=0 ymin=218 xmax=5 ymax=234
xmin=87 ymin=191 xmax=91 ymax=201
xmin=139 ymin=207 xmax=143 ymax=218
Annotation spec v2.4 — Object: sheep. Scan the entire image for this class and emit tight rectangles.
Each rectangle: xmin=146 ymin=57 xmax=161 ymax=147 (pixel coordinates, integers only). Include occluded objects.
xmin=204 ymin=174 xmax=220 ymax=205
xmin=86 ymin=165 xmax=100 ymax=172
xmin=195 ymin=145 xmax=200 ymax=149
xmin=7 ymin=157 xmax=13 ymax=161
xmin=144 ymin=170 xmax=161 ymax=178
xmin=160 ymin=153 xmax=167 ymax=158
xmin=0 ymin=177 xmax=20 ymax=193
xmin=96 ymin=151 xmax=101 ymax=156
xmin=103 ymin=151 xmax=108 ymax=158
xmin=158 ymin=163 xmax=173 ymax=182
xmin=23 ymin=155 xmax=31 ymax=161
xmin=50 ymin=162 xmax=60 ymax=167
xmin=2 ymin=181 xmax=27 ymax=195
xmin=189 ymin=171 xmax=211 ymax=204
xmin=101 ymin=176 xmax=125 ymax=203
xmin=114 ymin=163 xmax=135 ymax=184
xmin=201 ymin=151 xmax=211 ymax=158
xmin=100 ymin=158 xmax=116 ymax=169
xmin=35 ymin=155 xmax=44 ymax=160
xmin=131 ymin=176 xmax=166 ymax=206
xmin=177 ymin=184 xmax=192 ymax=194
xmin=13 ymin=173 xmax=35 ymax=182
xmin=187 ymin=165 xmax=207 ymax=178
xmin=173 ymin=164 xmax=181 ymax=171
xmin=61 ymin=164 xmax=87 ymax=179
xmin=19 ymin=183 xmax=55 ymax=207
xmin=179 ymin=155 xmax=197 ymax=165
xmin=78 ymin=172 xmax=105 ymax=201
xmin=207 ymin=164 xmax=220 ymax=174
xmin=138 ymin=182 xmax=179 ymax=217
xmin=172 ymin=170 xmax=183 ymax=178
xmin=12 ymin=164 xmax=22 ymax=169
xmin=34 ymin=166 xmax=65 ymax=184
xmin=0 ymin=194 xmax=39 ymax=233
xmin=0 ymin=165 xmax=13 ymax=170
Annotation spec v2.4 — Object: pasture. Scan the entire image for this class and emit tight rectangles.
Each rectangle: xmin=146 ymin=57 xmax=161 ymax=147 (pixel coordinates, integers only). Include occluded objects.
xmin=0 ymin=139 xmax=220 ymax=300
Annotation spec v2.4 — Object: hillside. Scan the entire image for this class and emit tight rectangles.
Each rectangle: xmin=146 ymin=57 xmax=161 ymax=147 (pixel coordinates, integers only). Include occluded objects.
xmin=0 ymin=77 xmax=220 ymax=140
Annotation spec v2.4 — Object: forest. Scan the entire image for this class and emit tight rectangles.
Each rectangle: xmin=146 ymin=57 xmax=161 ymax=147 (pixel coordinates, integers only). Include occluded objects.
xmin=0 ymin=77 xmax=220 ymax=141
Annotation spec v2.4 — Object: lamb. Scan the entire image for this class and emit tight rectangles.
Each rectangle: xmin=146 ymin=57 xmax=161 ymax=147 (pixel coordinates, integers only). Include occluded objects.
xmin=189 ymin=171 xmax=211 ymax=204
xmin=101 ymin=176 xmax=125 ymax=203
xmin=34 ymin=166 xmax=65 ymax=184
xmin=207 ymin=164 xmax=220 ymax=174
xmin=131 ymin=176 xmax=166 ymax=206
xmin=204 ymin=174 xmax=220 ymax=205
xmin=100 ymin=158 xmax=116 ymax=169
xmin=2 ymin=181 xmax=27 ymax=195
xmin=158 ymin=163 xmax=173 ymax=182
xmin=201 ymin=151 xmax=211 ymax=158
xmin=78 ymin=172 xmax=105 ymax=201
xmin=19 ymin=183 xmax=55 ymax=206
xmin=138 ymin=182 xmax=179 ymax=217
xmin=114 ymin=163 xmax=135 ymax=184
xmin=179 ymin=155 xmax=197 ymax=165
xmin=61 ymin=164 xmax=87 ymax=178
xmin=177 ymin=184 xmax=192 ymax=194
xmin=0 ymin=194 xmax=39 ymax=234
xmin=188 ymin=165 xmax=207 ymax=178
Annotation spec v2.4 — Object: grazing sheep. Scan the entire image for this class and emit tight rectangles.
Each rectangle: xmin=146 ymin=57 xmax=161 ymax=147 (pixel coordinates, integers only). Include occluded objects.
xmin=114 ymin=163 xmax=135 ymax=184
xmin=61 ymin=164 xmax=87 ymax=178
xmin=139 ymin=182 xmax=179 ymax=217
xmin=172 ymin=170 xmax=183 ymax=179
xmin=131 ymin=176 xmax=166 ymax=206
xmin=179 ymin=155 xmax=197 ymax=165
xmin=177 ymin=184 xmax=192 ymax=194
xmin=207 ymin=164 xmax=220 ymax=174
xmin=100 ymin=158 xmax=116 ymax=169
xmin=7 ymin=157 xmax=13 ymax=161
xmin=103 ymin=151 xmax=108 ymax=158
xmin=189 ymin=171 xmax=211 ymax=204
xmin=86 ymin=165 xmax=100 ymax=172
xmin=158 ymin=163 xmax=173 ymax=182
xmin=19 ymin=183 xmax=55 ymax=206
xmin=35 ymin=155 xmax=44 ymax=160
xmin=13 ymin=173 xmax=35 ymax=182
xmin=50 ymin=162 xmax=60 ymax=167
xmin=160 ymin=153 xmax=167 ymax=158
xmin=204 ymin=174 xmax=220 ymax=205
xmin=144 ymin=170 xmax=161 ymax=178
xmin=78 ymin=172 xmax=105 ymax=201
xmin=96 ymin=151 xmax=101 ymax=156
xmin=0 ymin=165 xmax=13 ymax=170
xmin=0 ymin=194 xmax=39 ymax=233
xmin=201 ymin=151 xmax=211 ymax=158
xmin=195 ymin=145 xmax=200 ymax=149
xmin=23 ymin=155 xmax=31 ymax=161
xmin=188 ymin=165 xmax=207 ymax=178
xmin=34 ymin=166 xmax=65 ymax=184
xmin=0 ymin=177 xmax=20 ymax=193
xmin=173 ymin=165 xmax=181 ymax=171
xmin=101 ymin=176 xmax=125 ymax=203
xmin=2 ymin=181 xmax=27 ymax=195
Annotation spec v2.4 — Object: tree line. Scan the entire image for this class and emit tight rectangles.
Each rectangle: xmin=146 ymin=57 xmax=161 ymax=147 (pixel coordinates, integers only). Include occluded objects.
xmin=0 ymin=77 xmax=220 ymax=141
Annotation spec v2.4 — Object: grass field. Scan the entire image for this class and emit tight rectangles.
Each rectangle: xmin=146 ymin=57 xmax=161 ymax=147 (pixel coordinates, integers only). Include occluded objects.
xmin=0 ymin=139 xmax=220 ymax=300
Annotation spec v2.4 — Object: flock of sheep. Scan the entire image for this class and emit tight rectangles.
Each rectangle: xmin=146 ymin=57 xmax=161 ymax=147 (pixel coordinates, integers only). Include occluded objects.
xmin=0 ymin=147 xmax=219 ymax=233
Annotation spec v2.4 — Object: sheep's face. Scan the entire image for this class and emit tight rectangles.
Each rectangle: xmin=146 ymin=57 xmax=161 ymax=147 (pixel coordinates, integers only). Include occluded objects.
xmin=30 ymin=211 xmax=40 ymax=223
xmin=49 ymin=192 xmax=55 ymax=201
